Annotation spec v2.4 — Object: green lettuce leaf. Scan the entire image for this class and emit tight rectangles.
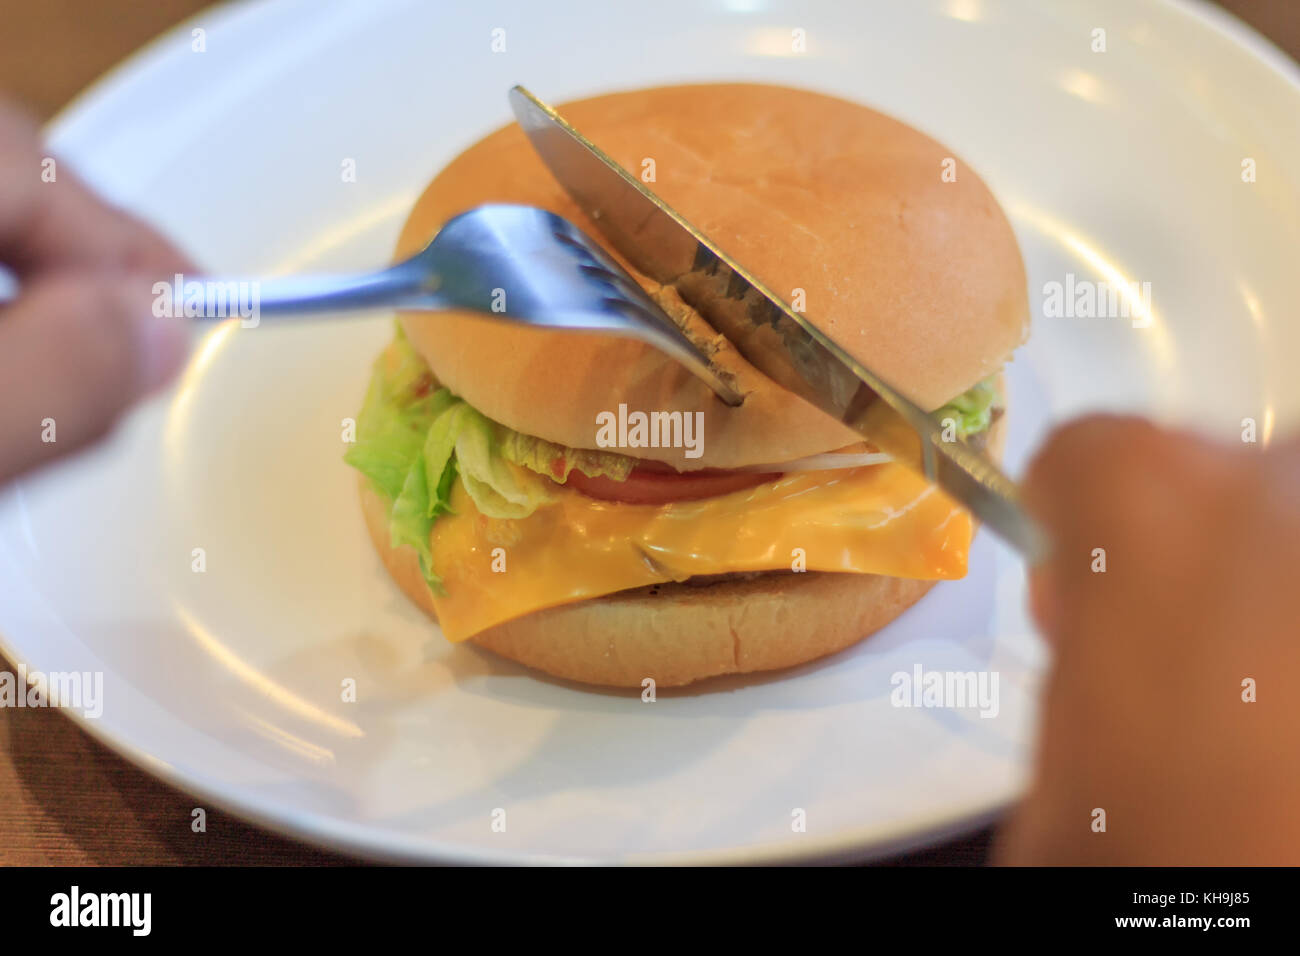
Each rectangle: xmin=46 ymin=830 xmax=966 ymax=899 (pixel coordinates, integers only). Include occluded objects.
xmin=498 ymin=430 xmax=634 ymax=483
xmin=385 ymin=401 xmax=467 ymax=595
xmin=382 ymin=397 xmax=559 ymax=591
xmin=454 ymin=405 xmax=557 ymax=518
xmin=343 ymin=329 xmax=450 ymax=501
xmin=421 ymin=400 xmax=472 ymax=518
xmin=933 ymin=377 xmax=1001 ymax=438
xmin=388 ymin=448 xmax=438 ymax=588
xmin=344 ymin=325 xmax=628 ymax=596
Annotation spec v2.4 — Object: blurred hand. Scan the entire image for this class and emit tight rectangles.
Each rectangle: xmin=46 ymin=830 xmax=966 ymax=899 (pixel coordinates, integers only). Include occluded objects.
xmin=0 ymin=100 xmax=192 ymax=485
xmin=998 ymin=415 xmax=1300 ymax=864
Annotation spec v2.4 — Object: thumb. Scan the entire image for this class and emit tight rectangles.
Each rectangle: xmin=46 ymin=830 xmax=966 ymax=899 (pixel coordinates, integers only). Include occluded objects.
xmin=0 ymin=272 xmax=189 ymax=483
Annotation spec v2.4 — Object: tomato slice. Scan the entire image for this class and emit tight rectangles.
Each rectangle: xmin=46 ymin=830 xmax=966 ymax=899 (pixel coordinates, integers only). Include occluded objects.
xmin=564 ymin=466 xmax=781 ymax=504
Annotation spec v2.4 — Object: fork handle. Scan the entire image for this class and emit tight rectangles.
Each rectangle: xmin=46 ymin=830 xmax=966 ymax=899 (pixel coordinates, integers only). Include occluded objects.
xmin=191 ymin=261 xmax=433 ymax=319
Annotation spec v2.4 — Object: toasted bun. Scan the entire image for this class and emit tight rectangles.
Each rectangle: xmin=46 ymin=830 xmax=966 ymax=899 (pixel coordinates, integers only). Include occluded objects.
xmin=359 ymin=410 xmax=1006 ymax=688
xmin=396 ymin=83 xmax=1027 ymax=469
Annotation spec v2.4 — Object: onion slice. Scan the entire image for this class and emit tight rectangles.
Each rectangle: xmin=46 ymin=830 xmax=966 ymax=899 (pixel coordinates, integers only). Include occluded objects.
xmin=732 ymin=451 xmax=892 ymax=473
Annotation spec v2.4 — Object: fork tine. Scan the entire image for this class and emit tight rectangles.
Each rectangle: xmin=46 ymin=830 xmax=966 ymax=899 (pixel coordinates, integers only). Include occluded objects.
xmin=426 ymin=204 xmax=744 ymax=405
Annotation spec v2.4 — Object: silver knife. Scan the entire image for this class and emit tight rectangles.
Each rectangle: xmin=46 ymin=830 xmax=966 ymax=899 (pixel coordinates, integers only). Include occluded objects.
xmin=508 ymin=85 xmax=1046 ymax=562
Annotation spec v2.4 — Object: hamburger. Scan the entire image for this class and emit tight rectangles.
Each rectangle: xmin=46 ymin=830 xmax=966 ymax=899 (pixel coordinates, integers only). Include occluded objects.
xmin=346 ymin=83 xmax=1028 ymax=687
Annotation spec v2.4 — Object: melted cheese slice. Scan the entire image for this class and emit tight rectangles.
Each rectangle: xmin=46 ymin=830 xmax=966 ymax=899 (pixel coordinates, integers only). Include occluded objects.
xmin=427 ymin=463 xmax=971 ymax=641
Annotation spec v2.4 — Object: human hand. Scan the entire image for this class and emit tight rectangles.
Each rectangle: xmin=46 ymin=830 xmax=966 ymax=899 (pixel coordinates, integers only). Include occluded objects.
xmin=997 ymin=415 xmax=1300 ymax=864
xmin=0 ymin=101 xmax=193 ymax=485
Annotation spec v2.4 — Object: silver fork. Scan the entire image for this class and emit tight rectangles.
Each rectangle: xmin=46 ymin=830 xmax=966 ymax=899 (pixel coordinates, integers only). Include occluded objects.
xmin=205 ymin=203 xmax=743 ymax=406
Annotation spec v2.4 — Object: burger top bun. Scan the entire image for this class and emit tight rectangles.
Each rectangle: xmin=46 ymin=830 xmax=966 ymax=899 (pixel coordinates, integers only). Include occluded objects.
xmin=395 ymin=83 xmax=1028 ymax=469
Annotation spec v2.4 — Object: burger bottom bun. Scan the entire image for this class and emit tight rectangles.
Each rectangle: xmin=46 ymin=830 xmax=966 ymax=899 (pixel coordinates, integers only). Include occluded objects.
xmin=470 ymin=572 xmax=935 ymax=689
xmin=356 ymin=406 xmax=1004 ymax=689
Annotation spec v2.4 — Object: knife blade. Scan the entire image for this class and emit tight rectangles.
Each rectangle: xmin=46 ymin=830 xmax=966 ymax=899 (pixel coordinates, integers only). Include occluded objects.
xmin=508 ymin=85 xmax=1046 ymax=561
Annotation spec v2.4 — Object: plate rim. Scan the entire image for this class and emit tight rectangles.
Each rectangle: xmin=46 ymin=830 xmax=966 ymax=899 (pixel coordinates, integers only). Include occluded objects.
xmin=0 ymin=625 xmax=1009 ymax=865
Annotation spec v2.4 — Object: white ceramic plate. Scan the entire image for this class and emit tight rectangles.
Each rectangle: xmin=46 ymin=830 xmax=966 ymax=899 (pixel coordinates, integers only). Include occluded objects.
xmin=2 ymin=0 xmax=1297 ymax=864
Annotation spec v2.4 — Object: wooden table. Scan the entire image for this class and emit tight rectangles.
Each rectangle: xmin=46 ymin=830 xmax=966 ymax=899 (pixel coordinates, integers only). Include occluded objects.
xmin=0 ymin=0 xmax=1294 ymax=867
